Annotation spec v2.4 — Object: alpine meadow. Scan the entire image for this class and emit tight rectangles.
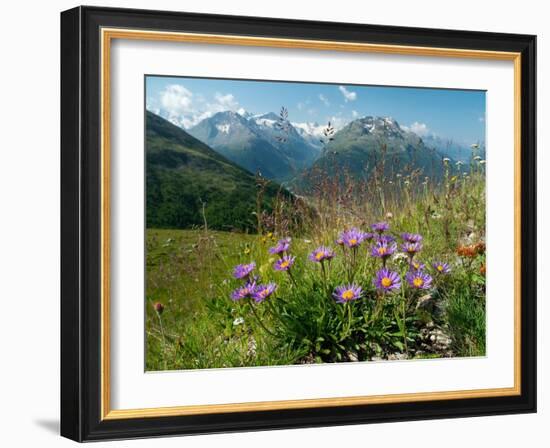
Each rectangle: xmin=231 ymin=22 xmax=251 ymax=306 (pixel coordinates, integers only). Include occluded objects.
xmin=145 ymin=77 xmax=487 ymax=371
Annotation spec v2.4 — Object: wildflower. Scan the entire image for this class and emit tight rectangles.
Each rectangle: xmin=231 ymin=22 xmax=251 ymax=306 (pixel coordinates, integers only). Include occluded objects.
xmin=432 ymin=261 xmax=451 ymax=274
xmin=443 ymin=157 xmax=450 ymax=164
xmin=456 ymin=160 xmax=464 ymax=167
xmin=410 ymin=260 xmax=426 ymax=271
xmin=471 ymin=143 xmax=480 ymax=149
xmin=457 ymin=242 xmax=485 ymax=258
xmin=374 ymin=268 xmax=401 ymax=292
xmin=371 ymin=221 xmax=390 ymax=233
xmin=269 ymin=237 xmax=291 ymax=255
xmin=336 ymin=236 xmax=344 ymax=246
xmin=371 ymin=240 xmax=397 ymax=259
xmin=401 ymin=232 xmax=423 ymax=243
xmin=406 ymin=271 xmax=433 ymax=290
xmin=392 ymin=252 xmax=409 ymax=264
xmin=386 ymin=212 xmax=393 ymax=220
xmin=402 ymin=242 xmax=423 ymax=257
xmin=333 ymin=283 xmax=363 ymax=303
xmin=252 ymin=283 xmax=277 ymax=303
xmin=233 ymin=317 xmax=245 ymax=326
xmin=473 ymin=155 xmax=482 ymax=161
xmin=153 ymin=302 xmax=165 ymax=314
xmin=309 ymin=246 xmax=335 ymax=263
xmin=339 ymin=228 xmax=368 ymax=248
xmin=232 ymin=262 xmax=256 ymax=280
xmin=230 ymin=281 xmax=257 ymax=301
xmin=479 ymin=160 xmax=486 ymax=165
xmin=274 ymin=255 xmax=295 ymax=271
xmin=376 ymin=233 xmax=395 ymax=243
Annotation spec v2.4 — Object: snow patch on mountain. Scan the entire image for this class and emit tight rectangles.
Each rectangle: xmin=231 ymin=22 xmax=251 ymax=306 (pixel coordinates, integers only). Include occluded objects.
xmin=215 ymin=123 xmax=231 ymax=134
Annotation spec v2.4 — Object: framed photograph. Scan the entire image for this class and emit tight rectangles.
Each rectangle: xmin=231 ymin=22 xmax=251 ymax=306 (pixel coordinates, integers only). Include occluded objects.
xmin=60 ymin=6 xmax=536 ymax=442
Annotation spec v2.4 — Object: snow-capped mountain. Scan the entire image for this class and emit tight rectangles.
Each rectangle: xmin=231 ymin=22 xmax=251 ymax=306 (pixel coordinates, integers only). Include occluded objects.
xmin=292 ymin=116 xmax=447 ymax=191
xmin=188 ymin=111 xmax=322 ymax=181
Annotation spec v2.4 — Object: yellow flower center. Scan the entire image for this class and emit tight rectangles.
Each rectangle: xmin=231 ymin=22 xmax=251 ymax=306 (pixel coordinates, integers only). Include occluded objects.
xmin=260 ymin=288 xmax=269 ymax=296
xmin=342 ymin=290 xmax=355 ymax=300
xmin=381 ymin=277 xmax=392 ymax=287
xmin=378 ymin=247 xmax=387 ymax=255
xmin=349 ymin=238 xmax=357 ymax=245
xmin=437 ymin=265 xmax=444 ymax=272
xmin=315 ymin=252 xmax=324 ymax=260
xmin=280 ymin=261 xmax=289 ymax=268
xmin=413 ymin=262 xmax=420 ymax=269
xmin=413 ymin=277 xmax=424 ymax=287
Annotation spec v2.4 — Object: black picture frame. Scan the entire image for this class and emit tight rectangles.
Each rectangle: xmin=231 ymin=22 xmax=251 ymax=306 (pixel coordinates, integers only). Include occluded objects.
xmin=61 ymin=5 xmax=536 ymax=442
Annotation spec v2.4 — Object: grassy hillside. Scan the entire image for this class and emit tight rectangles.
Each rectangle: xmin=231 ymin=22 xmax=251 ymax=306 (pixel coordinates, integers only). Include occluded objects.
xmin=146 ymin=111 xmax=289 ymax=232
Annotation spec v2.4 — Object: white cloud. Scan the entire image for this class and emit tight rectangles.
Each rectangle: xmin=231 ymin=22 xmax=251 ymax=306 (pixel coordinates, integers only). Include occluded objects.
xmin=214 ymin=92 xmax=239 ymax=110
xmin=338 ymin=86 xmax=357 ymax=102
xmin=318 ymin=94 xmax=330 ymax=107
xmin=148 ymin=83 xmax=241 ymax=129
xmin=351 ymin=110 xmax=359 ymax=118
xmin=402 ymin=121 xmax=430 ymax=137
xmin=160 ymin=84 xmax=193 ymax=114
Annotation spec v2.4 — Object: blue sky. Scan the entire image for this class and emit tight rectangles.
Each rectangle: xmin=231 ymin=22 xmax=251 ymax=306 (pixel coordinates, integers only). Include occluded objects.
xmin=146 ymin=75 xmax=486 ymax=145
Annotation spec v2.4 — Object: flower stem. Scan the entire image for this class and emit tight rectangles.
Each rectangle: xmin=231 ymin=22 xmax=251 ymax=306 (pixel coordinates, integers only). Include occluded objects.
xmin=287 ymin=269 xmax=298 ymax=287
xmin=249 ymin=302 xmax=276 ymax=337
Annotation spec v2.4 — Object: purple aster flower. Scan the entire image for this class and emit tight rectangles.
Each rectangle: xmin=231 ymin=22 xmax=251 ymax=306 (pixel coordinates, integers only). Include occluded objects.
xmin=363 ymin=232 xmax=376 ymax=242
xmin=232 ymin=262 xmax=256 ymax=279
xmin=371 ymin=240 xmax=397 ymax=259
xmin=274 ymin=255 xmax=295 ymax=271
xmin=371 ymin=221 xmax=390 ymax=233
xmin=332 ymin=283 xmax=363 ymax=303
xmin=252 ymin=282 xmax=277 ymax=303
xmin=269 ymin=237 xmax=291 ymax=255
xmin=308 ymin=246 xmax=335 ymax=263
xmin=336 ymin=236 xmax=345 ymax=246
xmin=402 ymin=242 xmax=423 ymax=257
xmin=230 ymin=281 xmax=257 ymax=301
xmin=401 ymin=232 xmax=423 ymax=243
xmin=376 ymin=234 xmax=395 ymax=243
xmin=405 ymin=271 xmax=433 ymax=289
xmin=373 ymin=268 xmax=401 ymax=292
xmin=410 ymin=260 xmax=426 ymax=271
xmin=339 ymin=228 xmax=368 ymax=248
xmin=432 ymin=261 xmax=451 ymax=274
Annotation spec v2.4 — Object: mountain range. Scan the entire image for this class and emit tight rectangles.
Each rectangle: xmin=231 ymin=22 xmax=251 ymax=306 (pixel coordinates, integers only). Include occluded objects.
xmin=147 ymin=109 xmax=478 ymax=229
xmin=292 ymin=116 xmax=445 ymax=191
xmin=146 ymin=111 xmax=288 ymax=231
xmin=188 ymin=111 xmax=321 ymax=181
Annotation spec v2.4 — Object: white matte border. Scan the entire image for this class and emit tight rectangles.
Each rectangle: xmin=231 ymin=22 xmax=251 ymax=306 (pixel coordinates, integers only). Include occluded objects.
xmin=110 ymin=38 xmax=515 ymax=410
